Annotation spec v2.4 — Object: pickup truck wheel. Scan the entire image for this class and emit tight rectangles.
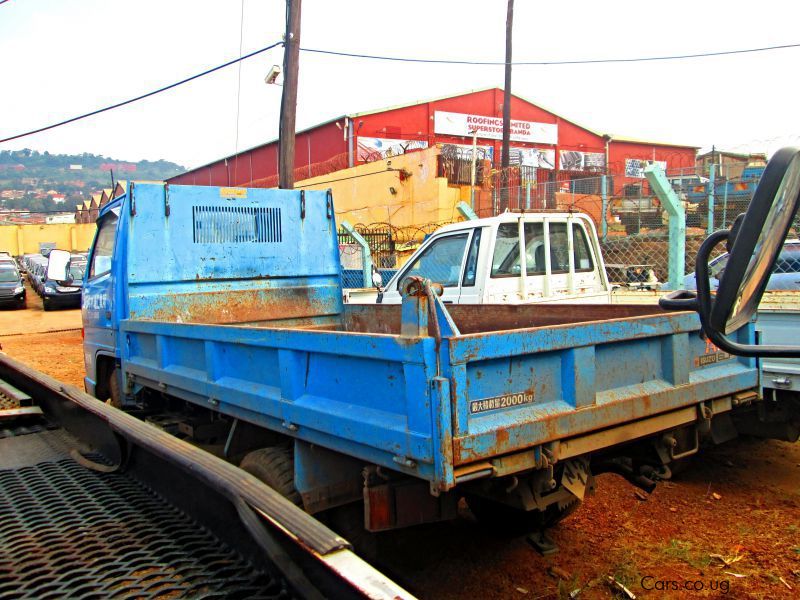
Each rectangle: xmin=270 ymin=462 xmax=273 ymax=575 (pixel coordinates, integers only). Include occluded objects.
xmin=108 ymin=367 xmax=122 ymax=408
xmin=240 ymin=446 xmax=302 ymax=506
xmin=42 ymin=298 xmax=51 ymax=311
xmin=467 ymin=495 xmax=581 ymax=534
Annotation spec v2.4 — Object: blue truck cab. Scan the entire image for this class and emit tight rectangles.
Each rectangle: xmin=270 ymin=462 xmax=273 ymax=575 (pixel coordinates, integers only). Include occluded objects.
xmin=82 ymin=182 xmax=774 ymax=541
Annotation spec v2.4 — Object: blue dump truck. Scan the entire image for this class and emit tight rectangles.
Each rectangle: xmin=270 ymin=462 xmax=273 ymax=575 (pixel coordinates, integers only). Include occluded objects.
xmin=79 ymin=181 xmax=790 ymax=549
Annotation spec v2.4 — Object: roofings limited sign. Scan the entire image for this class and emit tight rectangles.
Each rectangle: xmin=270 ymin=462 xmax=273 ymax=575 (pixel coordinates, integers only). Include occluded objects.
xmin=434 ymin=111 xmax=558 ymax=145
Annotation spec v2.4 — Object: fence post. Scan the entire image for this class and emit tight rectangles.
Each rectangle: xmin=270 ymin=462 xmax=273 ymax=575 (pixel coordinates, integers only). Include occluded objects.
xmin=456 ymin=201 xmax=478 ymax=220
xmin=600 ymin=175 xmax=608 ymax=242
xmin=340 ymin=220 xmax=373 ymax=288
xmin=722 ymin=166 xmax=729 ymax=228
xmin=645 ymin=165 xmax=685 ymax=290
xmin=707 ymin=163 xmax=716 ymax=234
xmin=526 ymin=181 xmax=531 ymax=210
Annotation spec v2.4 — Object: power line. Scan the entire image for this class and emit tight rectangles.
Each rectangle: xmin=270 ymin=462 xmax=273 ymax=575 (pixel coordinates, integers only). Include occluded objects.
xmin=300 ymin=42 xmax=800 ymax=66
xmin=0 ymin=41 xmax=283 ymax=144
xmin=2 ymin=38 xmax=796 ymax=147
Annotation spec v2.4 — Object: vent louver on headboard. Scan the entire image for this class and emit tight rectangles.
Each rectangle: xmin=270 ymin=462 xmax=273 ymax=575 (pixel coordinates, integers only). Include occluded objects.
xmin=192 ymin=206 xmax=282 ymax=244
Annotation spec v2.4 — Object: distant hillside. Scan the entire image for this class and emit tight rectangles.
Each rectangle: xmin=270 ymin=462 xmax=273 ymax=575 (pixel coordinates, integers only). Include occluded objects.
xmin=0 ymin=149 xmax=185 ymax=213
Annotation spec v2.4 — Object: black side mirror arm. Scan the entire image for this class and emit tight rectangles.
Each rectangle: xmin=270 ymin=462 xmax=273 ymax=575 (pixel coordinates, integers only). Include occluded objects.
xmin=660 ymin=229 xmax=800 ymax=358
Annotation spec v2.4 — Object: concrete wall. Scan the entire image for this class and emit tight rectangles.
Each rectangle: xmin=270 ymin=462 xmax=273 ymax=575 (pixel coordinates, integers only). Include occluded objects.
xmin=297 ymin=146 xmax=463 ymax=228
xmin=0 ymin=222 xmax=96 ymax=255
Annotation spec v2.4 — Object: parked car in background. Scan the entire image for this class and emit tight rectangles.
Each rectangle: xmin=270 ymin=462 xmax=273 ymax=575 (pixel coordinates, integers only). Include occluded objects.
xmin=345 ymin=212 xmax=611 ymax=305
xmin=684 ymin=240 xmax=800 ymax=291
xmin=28 ymin=256 xmax=49 ymax=296
xmin=41 ymin=255 xmax=85 ymax=311
xmin=0 ymin=263 xmax=26 ymax=309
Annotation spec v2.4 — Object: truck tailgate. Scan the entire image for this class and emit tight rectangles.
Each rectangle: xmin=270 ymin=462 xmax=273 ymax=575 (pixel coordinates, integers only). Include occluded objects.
xmin=447 ymin=307 xmax=758 ymax=465
xmin=756 ymin=308 xmax=800 ymax=391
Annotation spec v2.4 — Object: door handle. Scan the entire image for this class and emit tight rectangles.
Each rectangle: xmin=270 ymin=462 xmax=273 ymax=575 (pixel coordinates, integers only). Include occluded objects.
xmin=443 ymin=300 xmax=454 ymax=304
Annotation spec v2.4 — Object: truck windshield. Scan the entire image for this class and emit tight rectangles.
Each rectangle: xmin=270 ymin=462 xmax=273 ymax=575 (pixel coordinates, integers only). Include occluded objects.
xmin=403 ymin=233 xmax=469 ymax=287
xmin=68 ymin=264 xmax=86 ymax=280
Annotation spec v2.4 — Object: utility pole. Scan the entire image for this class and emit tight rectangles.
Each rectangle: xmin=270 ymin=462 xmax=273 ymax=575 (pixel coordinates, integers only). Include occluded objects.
xmin=500 ymin=0 xmax=514 ymax=211
xmin=279 ymin=0 xmax=302 ymax=189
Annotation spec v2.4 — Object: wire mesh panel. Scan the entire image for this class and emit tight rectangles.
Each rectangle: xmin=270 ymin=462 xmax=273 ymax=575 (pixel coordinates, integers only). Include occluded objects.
xmin=0 ymin=429 xmax=288 ymax=600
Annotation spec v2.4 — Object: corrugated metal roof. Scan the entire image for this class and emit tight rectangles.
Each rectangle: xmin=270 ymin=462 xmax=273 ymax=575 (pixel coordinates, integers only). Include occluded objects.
xmin=178 ymin=87 xmax=698 ymax=174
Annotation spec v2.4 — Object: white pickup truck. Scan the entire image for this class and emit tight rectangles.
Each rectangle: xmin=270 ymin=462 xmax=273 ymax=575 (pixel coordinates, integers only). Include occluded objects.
xmin=344 ymin=212 xmax=612 ymax=305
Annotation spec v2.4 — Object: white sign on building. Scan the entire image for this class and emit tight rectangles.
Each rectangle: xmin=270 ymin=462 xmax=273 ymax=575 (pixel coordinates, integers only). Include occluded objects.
xmin=513 ymin=148 xmax=555 ymax=169
xmin=625 ymin=158 xmax=667 ymax=179
xmin=434 ymin=111 xmax=558 ymax=145
xmin=357 ymin=137 xmax=428 ymax=162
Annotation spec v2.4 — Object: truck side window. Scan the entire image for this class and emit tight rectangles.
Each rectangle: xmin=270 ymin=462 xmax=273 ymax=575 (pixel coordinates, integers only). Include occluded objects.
xmin=548 ymin=223 xmax=595 ymax=273
xmin=89 ymin=212 xmax=119 ymax=278
xmin=524 ymin=223 xmax=546 ymax=275
xmin=572 ymin=224 xmax=594 ymax=271
xmin=548 ymin=223 xmax=570 ymax=272
xmin=462 ymin=228 xmax=482 ymax=287
xmin=403 ymin=233 xmax=469 ymax=287
xmin=491 ymin=223 xmax=520 ymax=277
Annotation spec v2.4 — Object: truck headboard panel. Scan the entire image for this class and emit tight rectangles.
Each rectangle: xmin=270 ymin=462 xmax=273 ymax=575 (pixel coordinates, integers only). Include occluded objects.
xmin=124 ymin=184 xmax=342 ymax=325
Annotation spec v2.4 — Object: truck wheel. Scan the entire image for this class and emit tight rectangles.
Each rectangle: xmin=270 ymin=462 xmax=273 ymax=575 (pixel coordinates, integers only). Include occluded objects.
xmin=240 ymin=446 xmax=302 ymax=506
xmin=42 ymin=299 xmax=51 ymax=311
xmin=108 ymin=367 xmax=122 ymax=408
xmin=467 ymin=495 xmax=581 ymax=535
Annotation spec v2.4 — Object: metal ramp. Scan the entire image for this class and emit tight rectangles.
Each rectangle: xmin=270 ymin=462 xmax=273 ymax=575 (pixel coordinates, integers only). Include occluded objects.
xmin=0 ymin=425 xmax=289 ymax=600
xmin=0 ymin=377 xmax=42 ymax=420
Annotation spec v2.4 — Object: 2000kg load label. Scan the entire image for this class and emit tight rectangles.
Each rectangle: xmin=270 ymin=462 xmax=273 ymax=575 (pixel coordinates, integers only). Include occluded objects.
xmin=470 ymin=392 xmax=534 ymax=414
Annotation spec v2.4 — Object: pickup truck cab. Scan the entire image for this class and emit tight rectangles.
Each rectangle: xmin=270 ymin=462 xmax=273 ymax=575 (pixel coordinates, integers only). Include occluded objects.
xmin=345 ymin=212 xmax=611 ymax=305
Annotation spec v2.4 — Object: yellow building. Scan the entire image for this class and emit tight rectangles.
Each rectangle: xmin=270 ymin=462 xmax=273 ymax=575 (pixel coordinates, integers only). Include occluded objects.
xmin=296 ymin=145 xmax=472 ymax=229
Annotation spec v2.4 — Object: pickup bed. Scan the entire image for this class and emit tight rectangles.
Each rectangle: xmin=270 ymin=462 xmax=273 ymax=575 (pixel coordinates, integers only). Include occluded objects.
xmin=83 ymin=183 xmax=766 ymax=540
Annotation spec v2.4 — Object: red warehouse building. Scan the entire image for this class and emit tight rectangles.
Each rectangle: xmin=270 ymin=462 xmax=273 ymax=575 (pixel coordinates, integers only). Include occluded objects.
xmin=170 ymin=87 xmax=698 ymax=198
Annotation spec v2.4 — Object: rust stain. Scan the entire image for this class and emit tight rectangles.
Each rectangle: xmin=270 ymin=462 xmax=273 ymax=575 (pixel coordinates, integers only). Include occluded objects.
xmin=136 ymin=286 xmax=335 ymax=326
xmin=495 ymin=428 xmax=510 ymax=447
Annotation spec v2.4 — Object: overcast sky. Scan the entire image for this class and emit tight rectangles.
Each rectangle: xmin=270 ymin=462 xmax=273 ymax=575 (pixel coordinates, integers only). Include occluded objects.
xmin=1 ymin=0 xmax=798 ymax=169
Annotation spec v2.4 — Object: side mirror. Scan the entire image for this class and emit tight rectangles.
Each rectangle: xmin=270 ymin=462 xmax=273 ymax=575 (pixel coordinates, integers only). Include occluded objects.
xmin=660 ymin=146 xmax=800 ymax=357
xmin=46 ymin=249 xmax=71 ymax=283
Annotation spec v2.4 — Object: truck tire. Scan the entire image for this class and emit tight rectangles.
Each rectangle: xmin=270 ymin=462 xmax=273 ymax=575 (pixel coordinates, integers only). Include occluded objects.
xmin=108 ymin=367 xmax=122 ymax=408
xmin=240 ymin=446 xmax=302 ymax=506
xmin=42 ymin=298 xmax=51 ymax=311
xmin=467 ymin=495 xmax=581 ymax=535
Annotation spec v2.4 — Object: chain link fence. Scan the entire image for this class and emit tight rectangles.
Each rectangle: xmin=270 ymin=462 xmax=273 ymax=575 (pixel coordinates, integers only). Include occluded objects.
xmin=338 ymin=221 xmax=456 ymax=288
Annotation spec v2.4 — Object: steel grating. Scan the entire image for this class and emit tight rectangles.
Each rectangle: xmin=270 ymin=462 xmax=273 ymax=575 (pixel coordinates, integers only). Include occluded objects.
xmin=0 ymin=437 xmax=292 ymax=599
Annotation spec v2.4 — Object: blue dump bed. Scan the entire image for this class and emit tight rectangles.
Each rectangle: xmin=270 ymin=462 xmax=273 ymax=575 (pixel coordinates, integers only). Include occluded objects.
xmin=111 ymin=184 xmax=759 ymax=495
